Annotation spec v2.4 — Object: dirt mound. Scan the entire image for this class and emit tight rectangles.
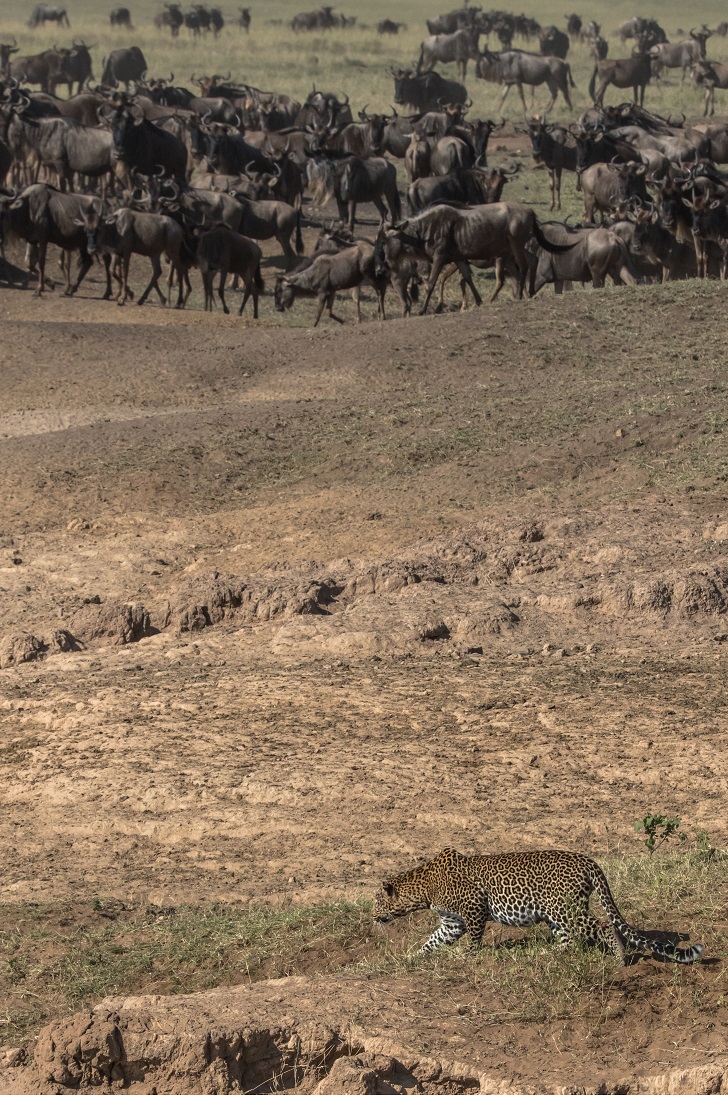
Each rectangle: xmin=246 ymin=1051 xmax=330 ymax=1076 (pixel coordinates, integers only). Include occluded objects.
xmin=5 ymin=977 xmax=726 ymax=1095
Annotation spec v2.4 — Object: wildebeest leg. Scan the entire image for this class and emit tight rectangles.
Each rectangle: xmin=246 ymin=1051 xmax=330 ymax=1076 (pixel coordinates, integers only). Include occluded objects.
xmin=456 ymin=260 xmax=482 ymax=306
xmin=173 ymin=261 xmax=185 ymax=309
xmin=137 ymin=256 xmax=164 ymax=306
xmin=420 ymin=251 xmax=448 ymax=314
xmin=517 ymin=82 xmax=528 ymax=113
xmin=499 ymin=81 xmax=513 ymax=108
xmin=34 ymin=240 xmax=48 ymax=296
xmin=543 ymin=77 xmax=558 ymax=114
xmin=372 ymin=197 xmax=387 ymax=227
xmin=347 ymin=201 xmax=357 ymax=232
xmin=238 ymin=276 xmax=252 ymax=316
xmin=102 ymin=254 xmax=113 ymax=300
xmin=118 ymin=252 xmax=131 ymax=305
xmin=353 ymin=286 xmax=362 ymax=323
xmin=314 ymin=291 xmax=332 ymax=326
xmin=436 ymin=263 xmax=457 ymax=311
xmin=490 ymin=258 xmax=507 ymax=302
xmin=68 ymin=245 xmax=92 ymax=295
xmin=509 ymin=245 xmax=529 ymax=299
xmin=218 ymin=271 xmax=230 ymax=313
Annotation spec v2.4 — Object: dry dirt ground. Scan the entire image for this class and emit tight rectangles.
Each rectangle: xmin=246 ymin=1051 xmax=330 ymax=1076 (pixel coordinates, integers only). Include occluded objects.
xmin=0 ymin=274 xmax=727 ymax=1093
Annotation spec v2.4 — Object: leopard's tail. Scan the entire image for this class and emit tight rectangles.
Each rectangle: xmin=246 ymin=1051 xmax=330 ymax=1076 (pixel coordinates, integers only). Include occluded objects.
xmin=589 ymin=863 xmax=703 ymax=964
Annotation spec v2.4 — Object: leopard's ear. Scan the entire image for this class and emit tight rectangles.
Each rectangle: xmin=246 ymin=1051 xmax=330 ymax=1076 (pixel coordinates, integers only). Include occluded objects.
xmin=382 ymin=881 xmax=395 ymax=897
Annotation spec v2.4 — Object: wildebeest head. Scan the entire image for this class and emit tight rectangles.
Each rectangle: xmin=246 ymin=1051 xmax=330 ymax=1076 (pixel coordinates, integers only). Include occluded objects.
xmin=273 ymin=273 xmax=295 ymax=311
xmin=357 ymin=105 xmax=396 ymax=153
xmin=0 ymin=39 xmax=20 ymax=75
xmin=110 ymin=103 xmax=143 ymax=151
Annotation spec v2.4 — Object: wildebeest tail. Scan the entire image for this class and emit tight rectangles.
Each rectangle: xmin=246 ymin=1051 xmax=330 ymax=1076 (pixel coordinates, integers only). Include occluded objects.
xmin=254 ymin=260 xmax=264 ymax=291
xmin=532 ymin=218 xmax=575 ymax=253
xmin=295 ymin=210 xmax=304 ymax=254
xmin=588 ymin=65 xmax=598 ymax=101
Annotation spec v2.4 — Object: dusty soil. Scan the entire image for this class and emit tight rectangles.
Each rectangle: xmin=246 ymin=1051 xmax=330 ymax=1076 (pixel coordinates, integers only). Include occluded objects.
xmin=1 ymin=277 xmax=727 ymax=1092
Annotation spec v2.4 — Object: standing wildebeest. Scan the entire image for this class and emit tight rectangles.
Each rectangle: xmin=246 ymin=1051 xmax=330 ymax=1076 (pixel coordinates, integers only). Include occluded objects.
xmin=406 ymin=164 xmax=517 ymax=213
xmin=476 ymin=49 xmax=575 ymax=112
xmin=28 ymin=4 xmax=70 ymax=28
xmin=531 ymin=221 xmax=636 ymax=292
xmin=683 ymin=190 xmax=728 ymax=277
xmin=539 ymin=25 xmax=569 ymax=59
xmin=650 ymin=29 xmax=712 ymax=81
xmin=88 ymin=204 xmax=190 ymax=305
xmin=0 ymin=40 xmax=20 ymax=77
xmin=9 ymin=48 xmax=66 ymax=94
xmin=390 ymin=69 xmax=468 ymax=112
xmin=202 ymin=121 xmax=274 ymax=175
xmin=308 ymin=153 xmax=401 ymax=231
xmin=629 ymin=205 xmax=699 ymax=281
xmin=209 ymin=8 xmax=224 ymax=36
xmin=154 ymin=3 xmax=184 ymax=35
xmin=274 ymin=240 xmax=387 ymax=325
xmin=197 ymin=224 xmax=263 ymax=315
xmin=109 ymin=102 xmax=187 ymax=183
xmin=426 ymin=7 xmax=473 ymax=36
xmin=692 ymin=60 xmax=728 ymax=117
xmin=56 ymin=41 xmax=93 ymax=96
xmin=417 ymin=27 xmax=481 ymax=79
xmin=238 ymin=7 xmax=251 ymax=31
xmin=231 ymin=191 xmax=303 ymax=266
xmin=101 ymin=47 xmax=148 ymax=89
xmin=589 ymin=42 xmax=652 ymax=107
xmin=379 ymin=201 xmax=573 ymax=312
xmin=15 ymin=114 xmax=114 ymax=192
xmin=565 ymin=13 xmax=582 ymax=39
xmin=579 ymin=161 xmax=648 ymax=222
xmin=378 ymin=19 xmax=405 ymax=35
xmin=2 ymin=183 xmax=98 ymax=294
xmin=110 ymin=7 xmax=133 ymax=27
xmin=526 ymin=117 xmax=577 ymax=210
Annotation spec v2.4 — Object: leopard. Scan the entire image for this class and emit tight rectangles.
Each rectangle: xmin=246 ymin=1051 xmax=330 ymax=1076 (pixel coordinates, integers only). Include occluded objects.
xmin=373 ymin=847 xmax=703 ymax=964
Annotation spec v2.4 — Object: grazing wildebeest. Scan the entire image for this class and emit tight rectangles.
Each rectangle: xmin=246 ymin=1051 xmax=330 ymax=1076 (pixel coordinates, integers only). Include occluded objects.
xmin=101 ymin=47 xmax=148 ymax=89
xmin=238 ymin=7 xmax=251 ymax=31
xmin=539 ymin=25 xmax=569 ymax=59
xmin=589 ymin=43 xmax=652 ymax=107
xmin=109 ymin=101 xmax=187 ymax=183
xmin=390 ymin=69 xmax=468 ymax=112
xmin=378 ymin=201 xmax=573 ymax=312
xmin=417 ymin=26 xmax=481 ymax=79
xmin=579 ymin=161 xmax=648 ymax=222
xmin=197 ymin=224 xmax=263 ymax=315
xmin=650 ymin=30 xmax=712 ymax=82
xmin=274 ymin=240 xmax=387 ymax=325
xmin=565 ymin=13 xmax=582 ymax=40
xmin=154 ymin=3 xmax=184 ymax=35
xmin=1 ymin=183 xmax=98 ymax=294
xmin=378 ymin=19 xmax=406 ymax=35
xmin=28 ymin=4 xmax=70 ymax=28
xmin=406 ymin=164 xmax=518 ymax=213
xmin=110 ymin=7 xmax=133 ymax=27
xmin=692 ymin=60 xmax=728 ymax=117
xmin=526 ymin=117 xmax=577 ymax=210
xmin=531 ymin=221 xmax=636 ymax=292
xmin=476 ymin=49 xmax=576 ymax=112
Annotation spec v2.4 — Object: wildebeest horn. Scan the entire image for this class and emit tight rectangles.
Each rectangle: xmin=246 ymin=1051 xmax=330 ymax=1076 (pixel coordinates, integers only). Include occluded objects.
xmin=233 ymin=113 xmax=242 ymax=128
xmin=503 ymin=162 xmax=520 ymax=175
xmin=154 ymin=163 xmax=166 ymax=176
xmin=201 ymin=110 xmax=212 ymax=125
xmin=339 ymin=92 xmax=349 ymax=105
xmin=168 ymin=72 xmax=174 ymax=82
xmin=244 ymin=161 xmax=259 ymax=178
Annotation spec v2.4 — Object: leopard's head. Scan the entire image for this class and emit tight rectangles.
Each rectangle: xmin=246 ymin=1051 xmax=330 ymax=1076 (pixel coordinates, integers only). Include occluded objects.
xmin=373 ymin=876 xmax=429 ymax=923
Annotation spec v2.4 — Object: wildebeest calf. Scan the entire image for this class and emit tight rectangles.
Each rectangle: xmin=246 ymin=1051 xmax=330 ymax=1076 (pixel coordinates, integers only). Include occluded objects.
xmin=274 ymin=240 xmax=387 ymax=325
xmin=197 ymin=224 xmax=263 ymax=316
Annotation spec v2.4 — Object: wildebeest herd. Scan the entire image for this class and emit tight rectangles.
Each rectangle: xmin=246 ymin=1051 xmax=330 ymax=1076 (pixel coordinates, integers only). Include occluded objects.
xmin=2 ymin=5 xmax=728 ymax=323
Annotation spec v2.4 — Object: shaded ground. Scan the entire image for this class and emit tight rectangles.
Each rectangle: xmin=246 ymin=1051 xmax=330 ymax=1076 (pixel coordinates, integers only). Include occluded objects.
xmin=0 ymin=280 xmax=727 ymax=1088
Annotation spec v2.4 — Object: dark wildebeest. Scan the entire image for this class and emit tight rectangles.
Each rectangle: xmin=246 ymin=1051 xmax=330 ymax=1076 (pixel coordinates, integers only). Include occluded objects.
xmin=109 ymin=101 xmax=187 ymax=183
xmin=531 ymin=221 xmax=636 ymax=292
xmin=684 ymin=190 xmax=728 ymax=277
xmin=629 ymin=204 xmax=698 ymax=281
xmin=197 ymin=224 xmax=263 ymax=315
xmin=202 ymin=121 xmax=275 ymax=175
xmin=238 ymin=7 xmax=251 ymax=31
xmin=378 ymin=19 xmax=406 ymax=34
xmin=526 ymin=117 xmax=577 ymax=210
xmin=88 ymin=204 xmax=191 ymax=306
xmin=377 ymin=201 xmax=573 ymax=312
xmin=579 ymin=161 xmax=648 ymax=222
xmin=650 ymin=30 xmax=712 ymax=82
xmin=154 ymin=3 xmax=184 ymax=36
xmin=28 ymin=4 xmax=70 ymax=28
xmin=417 ymin=26 xmax=481 ymax=79
xmin=539 ymin=25 xmax=569 ymax=59
xmin=307 ymin=153 xmax=401 ymax=231
xmin=110 ymin=7 xmax=133 ymax=27
xmin=274 ymin=240 xmax=387 ymax=325
xmin=209 ymin=8 xmax=224 ymax=36
xmin=57 ymin=41 xmax=93 ymax=96
xmin=692 ymin=60 xmax=728 ymax=116
xmin=101 ymin=47 xmax=148 ymax=89
xmin=589 ymin=42 xmax=652 ymax=107
xmin=231 ymin=191 xmax=303 ymax=266
xmin=476 ymin=49 xmax=576 ymax=112
xmin=2 ymin=182 xmax=98 ymax=294
xmin=406 ymin=164 xmax=518 ymax=213
xmin=0 ymin=40 xmax=20 ymax=78
xmin=426 ymin=7 xmax=473 ymax=36
xmin=390 ymin=68 xmax=468 ymax=112
xmin=565 ymin=13 xmax=582 ymax=40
